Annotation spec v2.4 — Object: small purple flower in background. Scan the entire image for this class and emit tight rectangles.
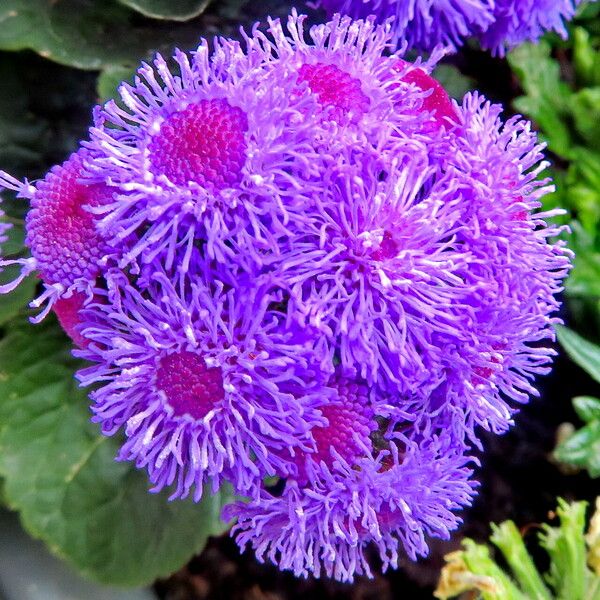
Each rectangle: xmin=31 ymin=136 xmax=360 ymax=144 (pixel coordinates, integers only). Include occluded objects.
xmin=481 ymin=0 xmax=583 ymax=53
xmin=0 ymin=9 xmax=571 ymax=583
xmin=318 ymin=0 xmax=583 ymax=54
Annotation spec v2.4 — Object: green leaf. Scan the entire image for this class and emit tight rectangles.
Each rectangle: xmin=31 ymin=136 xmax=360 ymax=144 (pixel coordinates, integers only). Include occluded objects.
xmin=435 ymin=539 xmax=527 ymax=600
xmin=555 ymin=422 xmax=600 ymax=477
xmin=0 ymin=222 xmax=25 ymax=256
xmin=0 ymin=0 xmax=212 ymax=71
xmin=490 ymin=521 xmax=552 ymax=600
xmin=573 ymin=27 xmax=600 ymax=87
xmin=556 ymin=325 xmax=600 ymax=384
xmin=555 ymin=397 xmax=600 ymax=478
xmin=574 ymin=396 xmax=600 ymax=423
xmin=0 ymin=267 xmax=36 ymax=326
xmin=116 ymin=0 xmax=211 ymax=21
xmin=97 ymin=65 xmax=135 ymax=102
xmin=571 ymin=88 xmax=600 ymax=152
xmin=0 ymin=320 xmax=232 ymax=585
xmin=566 ymin=148 xmax=600 ymax=236
xmin=540 ymin=498 xmax=589 ymax=599
xmin=566 ymin=224 xmax=600 ymax=301
xmin=435 ymin=499 xmax=600 ymax=600
xmin=508 ymin=42 xmax=573 ymax=158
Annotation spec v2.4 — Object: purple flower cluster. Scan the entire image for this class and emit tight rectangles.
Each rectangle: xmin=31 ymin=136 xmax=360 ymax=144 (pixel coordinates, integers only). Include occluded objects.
xmin=0 ymin=11 xmax=570 ymax=582
xmin=318 ymin=0 xmax=584 ymax=55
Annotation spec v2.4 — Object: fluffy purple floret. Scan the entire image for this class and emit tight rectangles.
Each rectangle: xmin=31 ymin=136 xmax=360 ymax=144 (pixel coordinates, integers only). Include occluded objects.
xmin=318 ymin=0 xmax=583 ymax=54
xmin=76 ymin=264 xmax=328 ymax=500
xmin=481 ymin=0 xmax=583 ymax=55
xmin=84 ymin=37 xmax=329 ymax=273
xmin=224 ymin=433 xmax=476 ymax=582
xmin=0 ymin=150 xmax=112 ymax=320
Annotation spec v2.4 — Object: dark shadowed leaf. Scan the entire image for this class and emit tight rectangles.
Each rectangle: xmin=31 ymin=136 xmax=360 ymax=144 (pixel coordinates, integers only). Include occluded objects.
xmin=0 ymin=320 xmax=233 ymax=585
xmin=117 ymin=0 xmax=211 ymax=21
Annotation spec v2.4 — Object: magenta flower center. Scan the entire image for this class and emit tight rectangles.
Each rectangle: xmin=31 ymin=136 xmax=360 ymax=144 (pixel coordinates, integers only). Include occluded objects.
xmin=53 ymin=292 xmax=88 ymax=348
xmin=148 ymin=98 xmax=249 ymax=190
xmin=294 ymin=380 xmax=373 ymax=481
xmin=156 ymin=350 xmax=225 ymax=419
xmin=372 ymin=231 xmax=400 ymax=261
xmin=297 ymin=63 xmax=370 ymax=122
xmin=26 ymin=153 xmax=110 ymax=287
xmin=395 ymin=61 xmax=457 ymax=126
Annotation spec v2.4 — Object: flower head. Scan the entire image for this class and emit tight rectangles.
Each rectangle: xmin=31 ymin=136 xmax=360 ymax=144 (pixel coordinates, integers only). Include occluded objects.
xmin=0 ymin=150 xmax=112 ymax=319
xmin=319 ymin=0 xmax=583 ymax=54
xmin=0 ymin=9 xmax=572 ymax=583
xmin=480 ymin=0 xmax=583 ymax=55
xmin=76 ymin=264 xmax=327 ymax=500
xmin=85 ymin=41 xmax=327 ymax=272
xmin=225 ymin=430 xmax=476 ymax=582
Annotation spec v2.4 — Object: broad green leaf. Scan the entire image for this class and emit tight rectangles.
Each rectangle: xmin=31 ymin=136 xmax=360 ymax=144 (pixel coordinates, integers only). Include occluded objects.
xmin=0 ymin=321 xmax=232 ymax=585
xmin=556 ymin=325 xmax=600 ymax=384
xmin=0 ymin=267 xmax=35 ymax=326
xmin=97 ymin=65 xmax=135 ymax=102
xmin=0 ymin=0 xmax=209 ymax=71
xmin=0 ymin=222 xmax=25 ymax=257
xmin=117 ymin=0 xmax=211 ymax=21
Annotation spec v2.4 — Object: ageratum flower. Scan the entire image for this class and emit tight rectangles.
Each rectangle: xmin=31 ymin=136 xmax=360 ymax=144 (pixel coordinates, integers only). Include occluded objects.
xmin=85 ymin=37 xmax=329 ymax=272
xmin=318 ymin=0 xmax=583 ymax=54
xmin=0 ymin=9 xmax=571 ymax=584
xmin=480 ymin=0 xmax=584 ymax=54
xmin=76 ymin=263 xmax=329 ymax=500
xmin=225 ymin=409 xmax=475 ymax=581
xmin=0 ymin=150 xmax=112 ymax=320
xmin=273 ymin=146 xmax=476 ymax=394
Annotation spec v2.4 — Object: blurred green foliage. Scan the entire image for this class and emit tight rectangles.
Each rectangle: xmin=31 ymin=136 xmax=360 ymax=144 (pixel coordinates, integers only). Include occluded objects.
xmin=508 ymin=2 xmax=600 ymax=334
xmin=435 ymin=498 xmax=600 ymax=600
xmin=554 ymin=326 xmax=600 ymax=478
